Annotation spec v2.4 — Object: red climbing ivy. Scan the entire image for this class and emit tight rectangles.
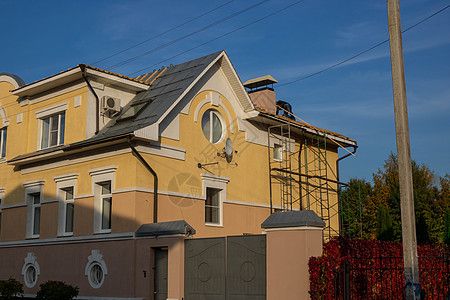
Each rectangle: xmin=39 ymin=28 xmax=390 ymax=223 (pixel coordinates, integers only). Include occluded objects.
xmin=309 ymin=237 xmax=450 ymax=299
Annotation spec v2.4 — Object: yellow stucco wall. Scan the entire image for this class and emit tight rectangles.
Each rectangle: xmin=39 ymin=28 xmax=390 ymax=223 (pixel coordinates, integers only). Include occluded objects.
xmin=0 ymin=72 xmax=342 ymax=242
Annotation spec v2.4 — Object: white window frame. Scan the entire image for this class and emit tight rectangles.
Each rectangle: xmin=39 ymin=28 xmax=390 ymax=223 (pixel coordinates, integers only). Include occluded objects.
xmin=54 ymin=173 xmax=78 ymax=237
xmin=201 ymin=174 xmax=229 ymax=227
xmin=273 ymin=144 xmax=283 ymax=161
xmin=23 ymin=180 xmax=45 ymax=239
xmin=0 ymin=126 xmax=7 ymax=160
xmin=36 ymin=102 xmax=67 ymax=150
xmin=201 ymin=109 xmax=225 ymax=144
xmin=99 ymin=181 xmax=112 ymax=231
xmin=22 ymin=252 xmax=40 ymax=288
xmin=89 ymin=166 xmax=117 ymax=234
xmin=85 ymin=250 xmax=108 ymax=289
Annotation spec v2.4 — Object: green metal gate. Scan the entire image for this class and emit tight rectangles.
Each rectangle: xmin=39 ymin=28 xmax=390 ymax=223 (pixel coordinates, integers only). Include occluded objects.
xmin=185 ymin=235 xmax=266 ymax=300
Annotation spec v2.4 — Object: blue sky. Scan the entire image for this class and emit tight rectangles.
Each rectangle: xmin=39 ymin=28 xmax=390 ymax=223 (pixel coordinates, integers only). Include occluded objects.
xmin=1 ymin=0 xmax=449 ymax=183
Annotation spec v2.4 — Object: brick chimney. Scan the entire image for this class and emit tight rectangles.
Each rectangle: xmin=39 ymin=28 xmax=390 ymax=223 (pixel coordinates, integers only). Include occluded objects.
xmin=243 ymin=75 xmax=278 ymax=114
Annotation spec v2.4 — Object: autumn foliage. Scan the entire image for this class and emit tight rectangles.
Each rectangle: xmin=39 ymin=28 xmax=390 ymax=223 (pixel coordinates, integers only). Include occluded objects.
xmin=309 ymin=237 xmax=450 ymax=299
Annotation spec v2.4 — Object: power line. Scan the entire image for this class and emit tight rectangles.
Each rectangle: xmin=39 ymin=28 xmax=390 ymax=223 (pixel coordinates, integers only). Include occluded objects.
xmin=108 ymin=0 xmax=268 ymax=70
xmin=277 ymin=4 xmax=450 ymax=88
xmin=90 ymin=1 xmax=235 ymax=66
xmin=128 ymin=0 xmax=305 ymax=76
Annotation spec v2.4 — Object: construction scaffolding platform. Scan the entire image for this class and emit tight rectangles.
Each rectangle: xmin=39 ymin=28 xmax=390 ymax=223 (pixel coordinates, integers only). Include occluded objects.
xmin=268 ymin=123 xmax=343 ymax=241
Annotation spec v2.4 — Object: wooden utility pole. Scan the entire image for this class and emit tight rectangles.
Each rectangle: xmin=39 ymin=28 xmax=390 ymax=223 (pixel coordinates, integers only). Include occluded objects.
xmin=387 ymin=0 xmax=420 ymax=298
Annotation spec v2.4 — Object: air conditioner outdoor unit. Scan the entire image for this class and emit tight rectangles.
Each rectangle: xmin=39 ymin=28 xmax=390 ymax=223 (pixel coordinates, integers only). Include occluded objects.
xmin=101 ymin=96 xmax=121 ymax=117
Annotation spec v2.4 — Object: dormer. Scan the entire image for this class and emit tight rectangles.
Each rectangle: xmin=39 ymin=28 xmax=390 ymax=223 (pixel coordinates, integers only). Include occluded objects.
xmin=11 ymin=65 xmax=151 ymax=140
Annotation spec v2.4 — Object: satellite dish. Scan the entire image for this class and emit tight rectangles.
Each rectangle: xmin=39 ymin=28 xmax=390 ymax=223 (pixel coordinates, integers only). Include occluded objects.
xmin=225 ymin=138 xmax=233 ymax=163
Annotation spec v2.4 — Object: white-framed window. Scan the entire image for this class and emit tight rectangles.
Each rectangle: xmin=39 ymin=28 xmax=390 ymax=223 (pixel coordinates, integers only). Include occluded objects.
xmin=85 ymin=250 xmax=108 ymax=289
xmin=0 ymin=126 xmax=7 ymax=159
xmin=273 ymin=144 xmax=283 ymax=161
xmin=30 ymin=193 xmax=41 ymax=237
xmin=23 ymin=180 xmax=45 ymax=239
xmin=99 ymin=182 xmax=112 ymax=231
xmin=22 ymin=252 xmax=40 ymax=288
xmin=89 ymin=166 xmax=116 ymax=234
xmin=205 ymin=188 xmax=221 ymax=224
xmin=63 ymin=187 xmax=74 ymax=234
xmin=201 ymin=173 xmax=229 ymax=226
xmin=201 ymin=109 xmax=224 ymax=144
xmin=40 ymin=112 xmax=65 ymax=149
xmin=35 ymin=102 xmax=67 ymax=150
xmin=54 ymin=173 xmax=78 ymax=237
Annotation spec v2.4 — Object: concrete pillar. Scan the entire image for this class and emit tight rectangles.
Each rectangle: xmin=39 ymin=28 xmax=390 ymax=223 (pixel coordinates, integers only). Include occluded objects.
xmin=262 ymin=210 xmax=325 ymax=300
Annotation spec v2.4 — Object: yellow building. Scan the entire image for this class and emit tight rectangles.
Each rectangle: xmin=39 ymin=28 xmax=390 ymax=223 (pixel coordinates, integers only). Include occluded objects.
xmin=0 ymin=51 xmax=356 ymax=299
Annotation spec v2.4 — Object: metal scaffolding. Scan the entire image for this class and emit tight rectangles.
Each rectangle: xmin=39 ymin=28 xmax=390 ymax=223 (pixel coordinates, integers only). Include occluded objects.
xmin=268 ymin=124 xmax=342 ymax=240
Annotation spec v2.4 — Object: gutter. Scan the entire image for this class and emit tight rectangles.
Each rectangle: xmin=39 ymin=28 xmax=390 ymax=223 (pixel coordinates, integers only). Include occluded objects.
xmin=79 ymin=64 xmax=100 ymax=134
xmin=127 ymin=137 xmax=158 ymax=223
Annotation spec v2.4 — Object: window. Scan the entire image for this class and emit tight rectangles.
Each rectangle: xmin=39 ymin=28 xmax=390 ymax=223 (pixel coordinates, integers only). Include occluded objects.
xmin=22 ymin=253 xmax=40 ymax=288
xmin=201 ymin=109 xmax=223 ymax=144
xmin=85 ymin=250 xmax=108 ymax=289
xmin=0 ymin=127 xmax=6 ymax=158
xmin=63 ymin=187 xmax=74 ymax=234
xmin=273 ymin=144 xmax=283 ymax=161
xmin=99 ymin=182 xmax=112 ymax=231
xmin=201 ymin=174 xmax=229 ymax=226
xmin=89 ymin=165 xmax=116 ymax=234
xmin=41 ymin=112 xmax=65 ymax=149
xmin=54 ymin=173 xmax=78 ymax=237
xmin=23 ymin=179 xmax=44 ymax=239
xmin=30 ymin=193 xmax=41 ymax=237
xmin=205 ymin=188 xmax=221 ymax=224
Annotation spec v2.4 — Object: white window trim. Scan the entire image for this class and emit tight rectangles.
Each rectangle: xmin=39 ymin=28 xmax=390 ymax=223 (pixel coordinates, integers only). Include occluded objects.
xmin=35 ymin=102 xmax=68 ymax=119
xmin=201 ymin=109 xmax=226 ymax=144
xmin=85 ymin=250 xmax=108 ymax=289
xmin=22 ymin=252 xmax=40 ymax=288
xmin=54 ymin=173 xmax=78 ymax=237
xmin=273 ymin=144 xmax=283 ymax=162
xmin=23 ymin=180 xmax=45 ymax=239
xmin=89 ymin=166 xmax=117 ymax=234
xmin=36 ymin=102 xmax=67 ymax=150
xmin=0 ymin=126 xmax=7 ymax=161
xmin=201 ymin=174 xmax=229 ymax=227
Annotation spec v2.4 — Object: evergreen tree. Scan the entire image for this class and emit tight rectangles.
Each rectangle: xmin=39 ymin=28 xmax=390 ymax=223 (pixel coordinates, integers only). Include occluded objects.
xmin=443 ymin=208 xmax=450 ymax=245
xmin=376 ymin=205 xmax=394 ymax=241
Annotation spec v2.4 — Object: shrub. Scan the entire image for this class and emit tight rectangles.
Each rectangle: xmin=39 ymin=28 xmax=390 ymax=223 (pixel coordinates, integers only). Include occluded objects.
xmin=0 ymin=277 xmax=24 ymax=299
xmin=36 ymin=280 xmax=78 ymax=300
xmin=309 ymin=237 xmax=450 ymax=299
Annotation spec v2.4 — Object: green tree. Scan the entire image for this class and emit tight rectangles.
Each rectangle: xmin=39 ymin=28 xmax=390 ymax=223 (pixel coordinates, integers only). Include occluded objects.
xmin=443 ymin=208 xmax=450 ymax=245
xmin=376 ymin=205 xmax=394 ymax=241
xmin=340 ymin=178 xmax=372 ymax=239
xmin=365 ymin=153 xmax=446 ymax=243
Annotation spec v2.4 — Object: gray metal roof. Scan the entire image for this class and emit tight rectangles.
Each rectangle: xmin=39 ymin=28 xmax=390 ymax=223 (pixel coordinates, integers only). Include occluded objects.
xmin=91 ymin=50 xmax=224 ymax=141
xmin=261 ymin=210 xmax=326 ymax=229
xmin=135 ymin=220 xmax=196 ymax=237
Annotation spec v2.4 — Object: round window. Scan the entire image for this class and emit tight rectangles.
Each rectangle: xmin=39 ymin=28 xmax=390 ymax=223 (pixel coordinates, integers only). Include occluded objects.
xmin=24 ymin=265 xmax=37 ymax=288
xmin=89 ymin=263 xmax=104 ymax=288
xmin=85 ymin=250 xmax=108 ymax=289
xmin=22 ymin=253 xmax=40 ymax=288
xmin=201 ymin=109 xmax=223 ymax=144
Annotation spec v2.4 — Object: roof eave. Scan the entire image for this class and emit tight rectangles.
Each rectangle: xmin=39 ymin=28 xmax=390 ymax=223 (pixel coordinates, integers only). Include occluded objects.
xmin=251 ymin=111 xmax=357 ymax=147
xmin=12 ymin=66 xmax=150 ymax=97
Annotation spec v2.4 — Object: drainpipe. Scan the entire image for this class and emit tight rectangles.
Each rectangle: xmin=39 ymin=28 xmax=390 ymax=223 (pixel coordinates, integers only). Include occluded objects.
xmin=336 ymin=145 xmax=358 ymax=234
xmin=79 ymin=64 xmax=100 ymax=135
xmin=127 ymin=137 xmax=158 ymax=223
